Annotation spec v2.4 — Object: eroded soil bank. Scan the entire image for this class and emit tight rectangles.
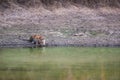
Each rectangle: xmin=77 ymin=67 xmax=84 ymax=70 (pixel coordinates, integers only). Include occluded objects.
xmin=0 ymin=7 xmax=120 ymax=47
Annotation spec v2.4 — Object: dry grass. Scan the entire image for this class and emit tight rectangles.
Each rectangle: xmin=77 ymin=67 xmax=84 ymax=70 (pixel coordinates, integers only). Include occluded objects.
xmin=0 ymin=5 xmax=119 ymax=26
xmin=0 ymin=0 xmax=120 ymax=26
xmin=0 ymin=0 xmax=120 ymax=9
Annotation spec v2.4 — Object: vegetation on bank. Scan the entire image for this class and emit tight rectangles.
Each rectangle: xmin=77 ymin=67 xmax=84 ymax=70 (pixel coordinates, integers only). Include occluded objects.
xmin=0 ymin=0 xmax=120 ymax=47
xmin=0 ymin=0 xmax=120 ymax=9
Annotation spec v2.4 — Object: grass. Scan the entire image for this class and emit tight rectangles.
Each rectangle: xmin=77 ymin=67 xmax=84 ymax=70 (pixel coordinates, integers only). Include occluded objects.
xmin=0 ymin=0 xmax=120 ymax=8
xmin=0 ymin=47 xmax=120 ymax=80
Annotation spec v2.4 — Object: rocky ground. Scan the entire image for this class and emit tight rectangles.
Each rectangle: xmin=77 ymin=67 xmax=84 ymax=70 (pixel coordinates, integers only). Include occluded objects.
xmin=0 ymin=6 xmax=120 ymax=47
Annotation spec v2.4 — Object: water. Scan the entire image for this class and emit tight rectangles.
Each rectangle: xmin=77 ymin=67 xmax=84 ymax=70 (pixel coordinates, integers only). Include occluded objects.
xmin=0 ymin=47 xmax=120 ymax=80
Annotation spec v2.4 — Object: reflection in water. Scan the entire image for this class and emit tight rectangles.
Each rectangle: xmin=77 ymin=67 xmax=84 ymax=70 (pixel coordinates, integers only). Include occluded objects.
xmin=0 ymin=47 xmax=120 ymax=80
xmin=101 ymin=61 xmax=105 ymax=80
xmin=29 ymin=47 xmax=45 ymax=54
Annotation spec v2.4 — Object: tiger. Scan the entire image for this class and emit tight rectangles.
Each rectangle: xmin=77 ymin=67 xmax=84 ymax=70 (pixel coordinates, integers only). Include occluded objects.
xmin=29 ymin=35 xmax=45 ymax=46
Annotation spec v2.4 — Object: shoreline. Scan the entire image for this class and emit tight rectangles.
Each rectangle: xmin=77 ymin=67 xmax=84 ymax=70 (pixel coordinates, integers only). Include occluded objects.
xmin=0 ymin=42 xmax=120 ymax=48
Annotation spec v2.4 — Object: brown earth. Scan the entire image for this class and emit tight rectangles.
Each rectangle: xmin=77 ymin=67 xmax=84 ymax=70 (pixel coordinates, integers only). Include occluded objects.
xmin=0 ymin=6 xmax=120 ymax=47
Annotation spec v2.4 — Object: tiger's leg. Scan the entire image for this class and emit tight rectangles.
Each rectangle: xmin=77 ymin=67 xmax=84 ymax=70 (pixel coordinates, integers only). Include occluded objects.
xmin=32 ymin=38 xmax=38 ymax=46
xmin=36 ymin=40 xmax=39 ymax=46
xmin=31 ymin=39 xmax=36 ymax=44
xmin=42 ymin=39 xmax=46 ymax=46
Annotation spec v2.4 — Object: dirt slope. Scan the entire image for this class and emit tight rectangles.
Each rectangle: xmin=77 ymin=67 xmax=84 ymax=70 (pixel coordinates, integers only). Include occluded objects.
xmin=0 ymin=6 xmax=120 ymax=47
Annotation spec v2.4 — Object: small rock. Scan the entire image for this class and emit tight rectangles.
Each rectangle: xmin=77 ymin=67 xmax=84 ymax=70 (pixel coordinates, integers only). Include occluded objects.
xmin=74 ymin=32 xmax=85 ymax=36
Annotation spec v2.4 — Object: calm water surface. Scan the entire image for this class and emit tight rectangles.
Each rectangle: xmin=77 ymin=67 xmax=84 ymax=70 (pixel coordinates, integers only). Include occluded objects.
xmin=0 ymin=47 xmax=120 ymax=80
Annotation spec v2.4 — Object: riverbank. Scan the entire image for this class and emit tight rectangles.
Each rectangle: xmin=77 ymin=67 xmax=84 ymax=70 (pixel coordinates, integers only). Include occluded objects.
xmin=0 ymin=7 xmax=120 ymax=48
